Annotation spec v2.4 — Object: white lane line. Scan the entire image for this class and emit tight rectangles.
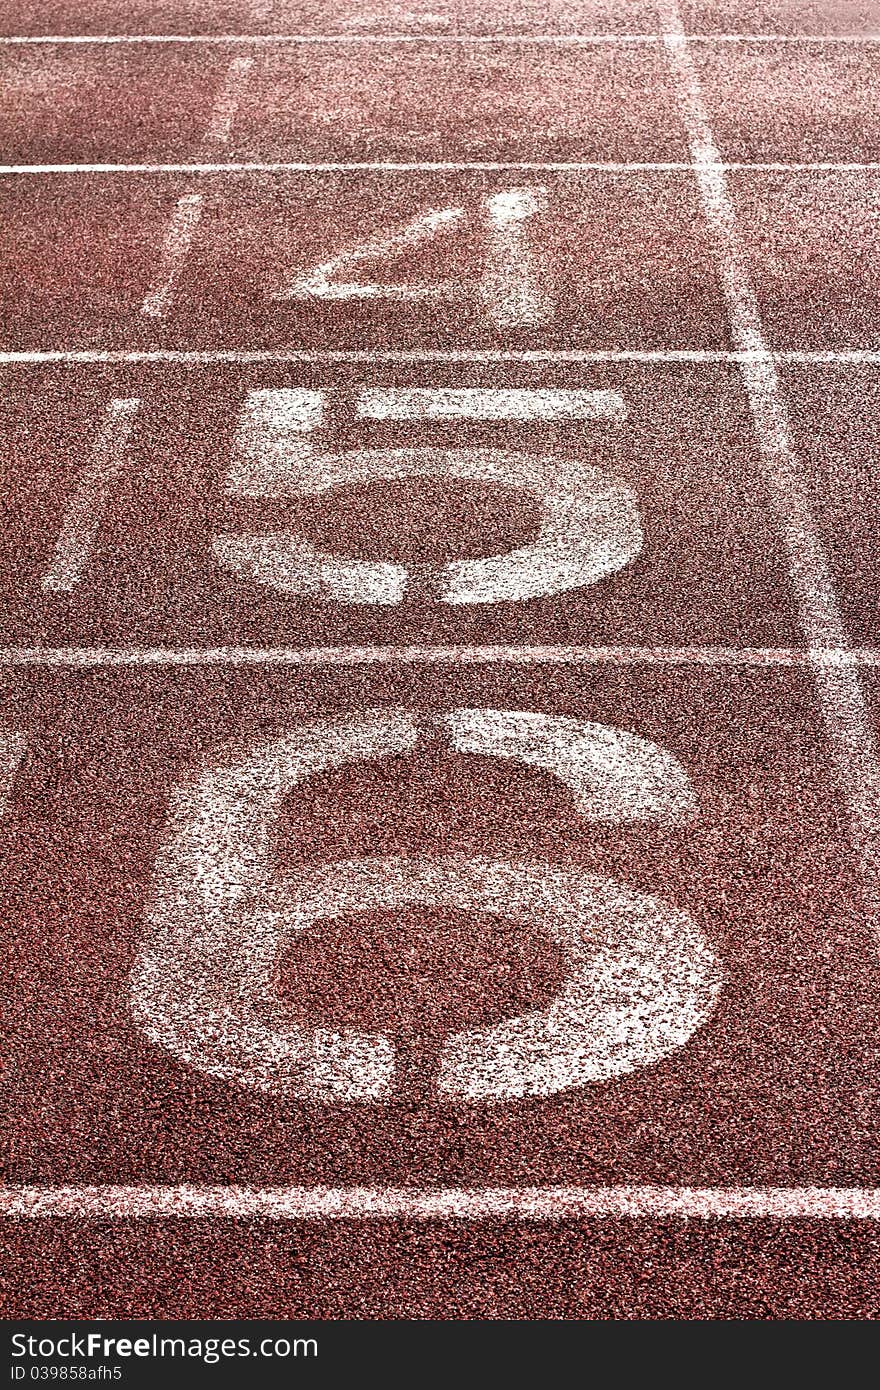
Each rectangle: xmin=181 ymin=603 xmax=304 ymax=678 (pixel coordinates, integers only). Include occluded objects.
xmin=2 ymin=33 xmax=880 ymax=44
xmin=1 ymin=645 xmax=879 ymax=669
xmin=0 ymin=161 xmax=693 ymax=174
xmin=40 ymin=399 xmax=140 ymax=593
xmin=661 ymin=0 xmax=880 ymax=929
xmin=139 ymin=193 xmax=204 ymax=317
xmin=277 ymin=206 xmax=465 ymax=302
xmin=356 ymin=387 xmax=626 ymax=421
xmin=2 ymin=162 xmax=879 ymax=174
xmin=0 ymin=348 xmax=732 ymax=364
xmin=203 ymin=53 xmax=254 ymax=144
xmin=3 ymin=1186 xmax=880 ymax=1219
xmin=140 ymin=52 xmax=253 ymax=318
xmin=0 ymin=729 xmax=27 ymax=817
xmin=1 ymin=349 xmax=880 ymax=366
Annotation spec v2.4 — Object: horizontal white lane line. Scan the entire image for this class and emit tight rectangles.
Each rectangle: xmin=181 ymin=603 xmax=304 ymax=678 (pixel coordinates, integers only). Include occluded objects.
xmin=0 ymin=348 xmax=729 ymax=364
xmin=4 ymin=1186 xmax=880 ymax=1219
xmin=1 ymin=349 xmax=880 ymax=366
xmin=0 ymin=34 xmax=663 ymax=45
xmin=1 ymin=162 xmax=878 ymax=175
xmin=1 ymin=645 xmax=879 ymax=669
xmin=0 ymin=162 xmax=692 ymax=174
xmin=2 ymin=33 xmax=880 ymax=45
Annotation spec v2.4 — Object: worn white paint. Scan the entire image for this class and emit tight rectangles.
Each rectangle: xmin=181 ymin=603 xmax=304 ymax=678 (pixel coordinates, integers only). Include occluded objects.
xmin=41 ymin=398 xmax=139 ymax=592
xmin=277 ymin=206 xmax=464 ymax=301
xmin=0 ymin=728 xmax=26 ymax=818
xmin=204 ymin=53 xmax=254 ymax=144
xmin=443 ymin=708 xmax=696 ymax=822
xmin=3 ymin=162 xmax=879 ymax=174
xmin=660 ymin=0 xmax=880 ymax=935
xmin=2 ymin=348 xmax=880 ymax=364
xmin=140 ymin=194 xmax=204 ymax=317
xmin=215 ymin=445 xmax=641 ymax=604
xmin=131 ymin=711 xmax=418 ymax=1098
xmin=5 ymin=35 xmax=880 ymax=45
xmin=356 ymin=387 xmax=626 ymax=422
xmin=224 ymin=387 xmax=323 ymax=495
xmin=217 ymin=388 xmax=640 ymax=603
xmin=279 ymin=185 xmax=545 ymax=322
xmin=432 ymin=860 xmax=718 ymax=1099
xmin=214 ymin=533 xmax=408 ymax=603
xmin=131 ymin=709 xmax=715 ymax=1100
xmin=3 ymin=645 xmax=880 ymax=669
xmin=483 ymin=186 xmax=549 ymax=327
xmin=4 ymin=1185 xmax=880 ymax=1219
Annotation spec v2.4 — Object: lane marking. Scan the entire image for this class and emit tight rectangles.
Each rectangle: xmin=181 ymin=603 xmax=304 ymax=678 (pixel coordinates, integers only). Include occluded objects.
xmin=203 ymin=53 xmax=254 ymax=145
xmin=661 ymin=0 xmax=880 ymax=931
xmin=40 ymin=399 xmax=140 ymax=593
xmin=0 ymin=729 xmax=27 ymax=818
xmin=443 ymin=708 xmax=696 ymax=823
xmin=356 ymin=387 xmax=626 ymax=420
xmin=139 ymin=193 xmax=204 ymax=317
xmin=3 ymin=34 xmax=880 ymax=45
xmin=277 ymin=188 xmax=550 ymax=319
xmin=6 ymin=14 xmax=877 ymax=1229
xmin=2 ymin=349 xmax=880 ymax=365
xmin=483 ymin=187 xmax=549 ymax=328
xmin=2 ymin=162 xmax=879 ymax=174
xmin=277 ymin=206 xmax=465 ymax=302
xmin=216 ymin=451 xmax=641 ymax=605
xmin=1 ymin=645 xmax=879 ymax=669
xmin=3 ymin=1186 xmax=880 ymax=1219
xmin=226 ymin=386 xmax=321 ymax=494
xmin=132 ymin=715 xmax=709 ymax=1099
xmin=221 ymin=387 xmax=638 ymax=604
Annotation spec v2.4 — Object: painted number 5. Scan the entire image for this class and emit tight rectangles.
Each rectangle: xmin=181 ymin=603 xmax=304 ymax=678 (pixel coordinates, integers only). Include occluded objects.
xmin=131 ymin=710 xmax=722 ymax=1102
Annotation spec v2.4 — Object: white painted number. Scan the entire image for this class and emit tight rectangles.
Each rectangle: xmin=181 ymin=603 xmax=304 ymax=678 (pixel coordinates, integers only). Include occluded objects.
xmin=276 ymin=186 xmax=551 ymax=327
xmin=214 ymin=387 xmax=640 ymax=605
xmin=131 ymin=710 xmax=722 ymax=1101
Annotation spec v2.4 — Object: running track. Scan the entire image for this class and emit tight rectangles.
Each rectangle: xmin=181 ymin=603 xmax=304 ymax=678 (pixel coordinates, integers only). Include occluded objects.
xmin=3 ymin=0 xmax=880 ymax=1320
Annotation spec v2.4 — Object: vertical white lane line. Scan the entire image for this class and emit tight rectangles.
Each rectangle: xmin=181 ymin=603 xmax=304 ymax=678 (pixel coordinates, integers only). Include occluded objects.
xmin=203 ymin=53 xmax=255 ymax=145
xmin=483 ymin=186 xmax=550 ymax=327
xmin=0 ymin=728 xmax=26 ymax=819
xmin=41 ymin=398 xmax=140 ymax=593
xmin=140 ymin=192 xmax=205 ymax=317
xmin=658 ymin=0 xmax=880 ymax=925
